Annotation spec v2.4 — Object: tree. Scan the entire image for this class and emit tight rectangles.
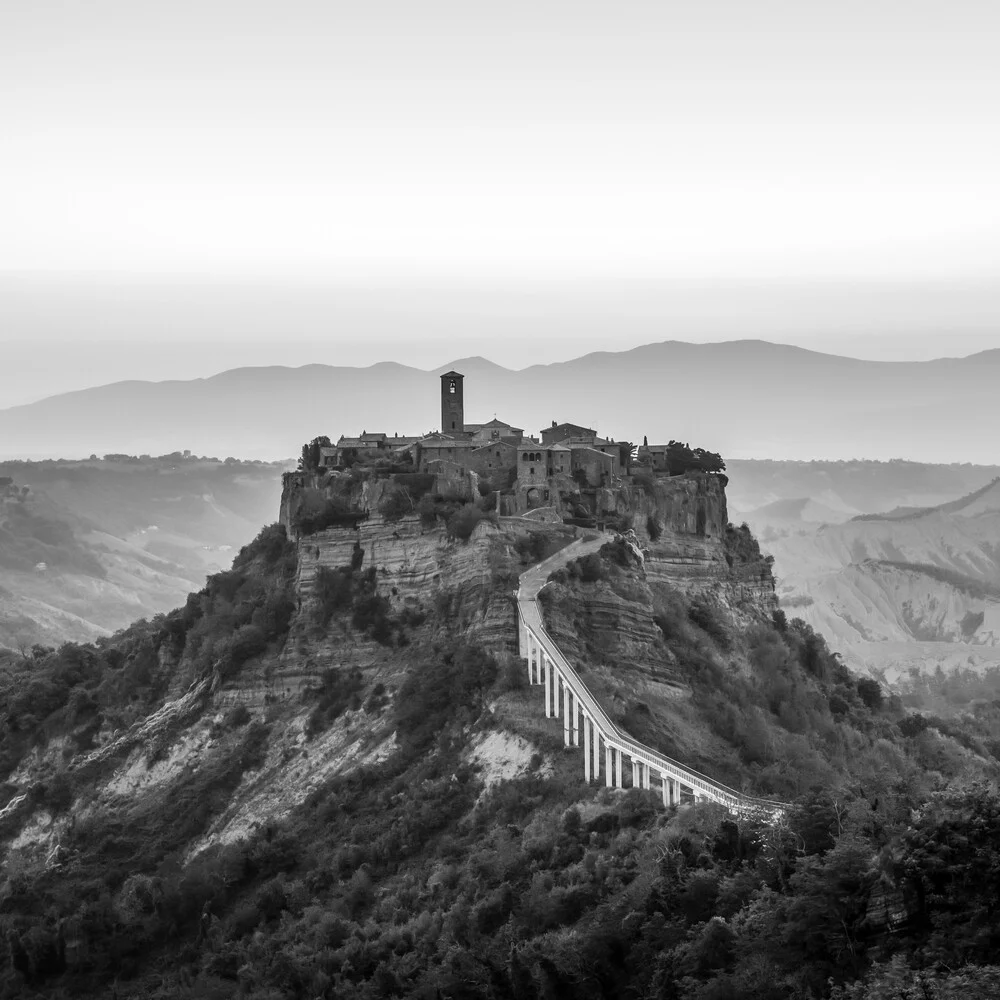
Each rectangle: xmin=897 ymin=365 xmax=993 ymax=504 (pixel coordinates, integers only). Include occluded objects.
xmin=618 ymin=441 xmax=636 ymax=473
xmin=856 ymin=677 xmax=883 ymax=711
xmin=299 ymin=436 xmax=332 ymax=473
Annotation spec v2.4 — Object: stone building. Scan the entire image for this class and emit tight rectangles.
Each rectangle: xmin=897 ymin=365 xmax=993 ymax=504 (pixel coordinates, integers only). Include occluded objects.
xmin=470 ymin=439 xmax=519 ymax=478
xmin=417 ymin=433 xmax=474 ymax=472
xmin=440 ymin=370 xmax=465 ymax=434
xmin=469 ymin=418 xmax=524 ymax=447
xmin=541 ymin=421 xmax=596 ymax=446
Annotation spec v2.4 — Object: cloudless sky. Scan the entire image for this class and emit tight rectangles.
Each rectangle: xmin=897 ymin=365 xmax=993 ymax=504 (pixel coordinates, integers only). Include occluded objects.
xmin=1 ymin=1 xmax=999 ymax=405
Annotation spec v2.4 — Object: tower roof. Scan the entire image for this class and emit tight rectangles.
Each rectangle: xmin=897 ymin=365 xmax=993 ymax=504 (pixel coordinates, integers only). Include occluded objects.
xmin=440 ymin=370 xmax=464 ymax=378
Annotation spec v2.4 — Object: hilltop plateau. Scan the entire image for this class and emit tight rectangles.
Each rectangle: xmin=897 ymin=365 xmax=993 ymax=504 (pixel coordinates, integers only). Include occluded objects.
xmin=1 ymin=453 xmax=999 ymax=998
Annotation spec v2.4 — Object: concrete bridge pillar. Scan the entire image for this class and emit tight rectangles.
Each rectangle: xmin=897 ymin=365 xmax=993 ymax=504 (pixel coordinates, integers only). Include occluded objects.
xmin=593 ymin=728 xmax=601 ymax=782
xmin=660 ymin=771 xmax=669 ymax=807
xmin=631 ymin=759 xmax=639 ymax=788
xmin=572 ymin=694 xmax=580 ymax=746
xmin=605 ymin=745 xmax=613 ymax=788
xmin=543 ymin=653 xmax=552 ymax=718
xmin=562 ymin=677 xmax=571 ymax=746
xmin=615 ymin=748 xmax=624 ymax=788
xmin=672 ymin=779 xmax=682 ymax=805
xmin=583 ymin=715 xmax=591 ymax=782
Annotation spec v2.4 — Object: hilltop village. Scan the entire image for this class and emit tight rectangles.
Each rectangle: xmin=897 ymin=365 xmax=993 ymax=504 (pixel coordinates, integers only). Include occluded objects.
xmin=287 ymin=370 xmax=726 ymax=525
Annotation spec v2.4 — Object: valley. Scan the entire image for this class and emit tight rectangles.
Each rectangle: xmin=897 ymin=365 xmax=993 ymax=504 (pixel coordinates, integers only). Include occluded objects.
xmin=0 ymin=456 xmax=290 ymax=650
xmin=730 ymin=460 xmax=1000 ymax=683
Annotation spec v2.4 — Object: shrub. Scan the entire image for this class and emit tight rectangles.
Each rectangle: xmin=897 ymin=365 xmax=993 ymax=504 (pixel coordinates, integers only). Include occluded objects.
xmin=394 ymin=644 xmax=499 ymax=749
xmin=304 ymin=669 xmax=365 ymax=737
xmin=297 ymin=497 xmax=368 ymax=535
xmin=313 ymin=566 xmax=354 ymax=626
xmin=223 ymin=704 xmax=252 ymax=729
xmin=687 ymin=595 xmax=731 ymax=649
xmin=646 ymin=515 xmax=662 ymax=540
xmin=497 ymin=652 xmax=527 ymax=692
xmin=233 ymin=523 xmax=295 ymax=570
xmin=576 ymin=553 xmax=605 ymax=583
xmin=447 ymin=504 xmax=496 ymax=541
xmin=856 ymin=677 xmax=884 ymax=711
xmin=378 ymin=488 xmax=413 ymax=522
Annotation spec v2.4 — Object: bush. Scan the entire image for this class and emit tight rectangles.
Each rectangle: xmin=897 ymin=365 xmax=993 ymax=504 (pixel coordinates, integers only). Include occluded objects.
xmin=304 ymin=669 xmax=365 ymax=737
xmin=223 ymin=704 xmax=252 ymax=729
xmin=646 ymin=515 xmax=662 ymax=540
xmin=313 ymin=566 xmax=355 ymax=626
xmin=687 ymin=595 xmax=731 ymax=649
xmin=297 ymin=497 xmax=368 ymax=535
xmin=577 ymin=553 xmax=605 ymax=583
xmin=447 ymin=504 xmax=496 ymax=541
xmin=394 ymin=645 xmax=499 ymax=749
xmin=378 ymin=488 xmax=413 ymax=522
xmin=856 ymin=677 xmax=884 ymax=711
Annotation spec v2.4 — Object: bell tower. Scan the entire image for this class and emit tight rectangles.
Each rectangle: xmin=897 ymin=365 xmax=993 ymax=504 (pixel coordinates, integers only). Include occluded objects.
xmin=440 ymin=370 xmax=465 ymax=434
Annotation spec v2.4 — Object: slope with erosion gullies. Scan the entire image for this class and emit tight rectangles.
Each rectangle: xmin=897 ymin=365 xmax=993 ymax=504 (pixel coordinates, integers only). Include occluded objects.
xmin=0 ymin=458 xmax=289 ymax=649
xmin=758 ymin=478 xmax=1000 ymax=681
xmin=3 ymin=506 xmax=1000 ymax=996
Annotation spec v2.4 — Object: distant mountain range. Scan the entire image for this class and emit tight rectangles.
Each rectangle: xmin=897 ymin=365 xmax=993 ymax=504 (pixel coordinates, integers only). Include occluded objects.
xmin=4 ymin=340 xmax=1000 ymax=462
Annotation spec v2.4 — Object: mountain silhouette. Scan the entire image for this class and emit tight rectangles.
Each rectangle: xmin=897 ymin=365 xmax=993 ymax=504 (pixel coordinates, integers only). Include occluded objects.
xmin=3 ymin=340 xmax=1000 ymax=462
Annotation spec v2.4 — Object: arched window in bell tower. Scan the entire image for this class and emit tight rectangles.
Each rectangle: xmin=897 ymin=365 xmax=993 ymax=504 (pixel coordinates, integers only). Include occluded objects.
xmin=440 ymin=370 xmax=465 ymax=435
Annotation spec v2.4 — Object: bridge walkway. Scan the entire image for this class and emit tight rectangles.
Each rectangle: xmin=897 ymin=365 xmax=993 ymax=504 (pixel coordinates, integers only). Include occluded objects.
xmin=516 ymin=535 xmax=784 ymax=819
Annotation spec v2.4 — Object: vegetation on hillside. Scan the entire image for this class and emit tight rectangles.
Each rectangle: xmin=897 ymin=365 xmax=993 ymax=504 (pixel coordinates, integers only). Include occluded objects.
xmin=2 ymin=520 xmax=1000 ymax=997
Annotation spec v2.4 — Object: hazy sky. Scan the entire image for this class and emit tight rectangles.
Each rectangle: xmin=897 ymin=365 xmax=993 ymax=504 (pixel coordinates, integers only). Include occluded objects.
xmin=2 ymin=1 xmax=999 ymax=405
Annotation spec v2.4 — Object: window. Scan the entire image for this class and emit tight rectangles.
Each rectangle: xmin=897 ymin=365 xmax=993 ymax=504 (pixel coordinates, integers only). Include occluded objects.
xmin=522 ymin=453 xmax=528 ymax=462
xmin=530 ymin=467 xmax=535 ymax=475
xmin=449 ymin=379 xmax=456 ymax=393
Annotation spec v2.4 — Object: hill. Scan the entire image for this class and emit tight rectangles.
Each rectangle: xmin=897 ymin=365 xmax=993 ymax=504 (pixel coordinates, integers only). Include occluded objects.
xmin=734 ymin=468 xmax=1000 ymax=682
xmin=6 ymin=342 xmax=1000 ymax=462
xmin=0 ymin=457 xmax=290 ymax=649
xmin=1 ymin=468 xmax=999 ymax=997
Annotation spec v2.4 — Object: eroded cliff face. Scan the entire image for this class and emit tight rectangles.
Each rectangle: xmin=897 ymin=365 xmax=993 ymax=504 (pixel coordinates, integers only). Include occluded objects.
xmin=273 ymin=514 xmax=521 ymax=698
xmin=595 ymin=474 xmax=776 ymax=617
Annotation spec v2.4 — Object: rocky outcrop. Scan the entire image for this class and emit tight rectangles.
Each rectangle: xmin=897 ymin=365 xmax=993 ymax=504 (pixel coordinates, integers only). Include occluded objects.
xmin=269 ymin=469 xmax=773 ymax=699
xmin=270 ymin=515 xmax=522 ymax=697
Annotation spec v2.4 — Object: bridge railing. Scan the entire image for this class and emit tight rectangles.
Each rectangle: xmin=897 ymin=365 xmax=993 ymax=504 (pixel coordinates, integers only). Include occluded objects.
xmin=517 ymin=539 xmax=785 ymax=817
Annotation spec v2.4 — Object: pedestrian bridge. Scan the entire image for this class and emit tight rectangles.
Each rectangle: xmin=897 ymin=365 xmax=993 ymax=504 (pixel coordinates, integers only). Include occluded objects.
xmin=517 ymin=536 xmax=785 ymax=822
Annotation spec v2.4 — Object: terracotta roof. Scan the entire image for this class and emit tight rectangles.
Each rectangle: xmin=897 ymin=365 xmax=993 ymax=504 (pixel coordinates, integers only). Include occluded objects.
xmin=472 ymin=439 xmax=518 ymax=453
xmin=543 ymin=421 xmax=596 ymax=436
xmin=421 ymin=435 xmax=474 ymax=448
